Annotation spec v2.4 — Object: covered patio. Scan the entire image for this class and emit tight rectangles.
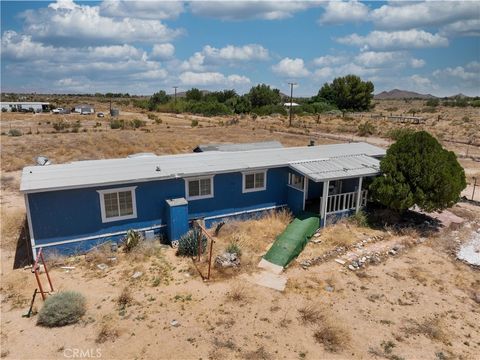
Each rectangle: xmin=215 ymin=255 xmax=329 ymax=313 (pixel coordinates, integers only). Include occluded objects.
xmin=287 ymin=154 xmax=382 ymax=226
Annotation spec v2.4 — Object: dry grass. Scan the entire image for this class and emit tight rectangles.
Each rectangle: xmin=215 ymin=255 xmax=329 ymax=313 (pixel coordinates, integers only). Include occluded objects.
xmin=225 ymin=283 xmax=250 ymax=303
xmin=408 ymin=266 xmax=429 ymax=286
xmin=313 ymin=321 xmax=350 ymax=353
xmin=0 ymin=208 xmax=25 ymax=250
xmin=117 ymin=287 xmax=133 ymax=309
xmin=402 ymin=317 xmax=449 ymax=344
xmin=298 ymin=305 xmax=324 ymax=325
xmin=242 ymin=346 xmax=272 ymax=360
xmin=95 ymin=316 xmax=119 ymax=344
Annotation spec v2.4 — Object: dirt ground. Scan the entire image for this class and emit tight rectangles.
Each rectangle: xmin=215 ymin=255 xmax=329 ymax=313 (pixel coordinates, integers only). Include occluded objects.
xmin=1 ymin=100 xmax=479 ymax=359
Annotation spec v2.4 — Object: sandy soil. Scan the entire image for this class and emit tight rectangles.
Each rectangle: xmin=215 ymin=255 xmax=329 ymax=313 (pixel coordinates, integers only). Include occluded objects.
xmin=1 ymin=99 xmax=479 ymax=359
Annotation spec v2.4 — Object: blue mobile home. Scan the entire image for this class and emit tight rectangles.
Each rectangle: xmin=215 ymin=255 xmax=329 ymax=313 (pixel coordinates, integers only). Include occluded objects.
xmin=20 ymin=142 xmax=385 ymax=258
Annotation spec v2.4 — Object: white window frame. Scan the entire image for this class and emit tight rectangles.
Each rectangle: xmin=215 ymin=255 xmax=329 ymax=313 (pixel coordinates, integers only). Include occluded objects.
xmin=97 ymin=186 xmax=137 ymax=223
xmin=242 ymin=170 xmax=267 ymax=193
xmin=288 ymin=173 xmax=304 ymax=190
xmin=185 ymin=176 xmax=214 ymax=200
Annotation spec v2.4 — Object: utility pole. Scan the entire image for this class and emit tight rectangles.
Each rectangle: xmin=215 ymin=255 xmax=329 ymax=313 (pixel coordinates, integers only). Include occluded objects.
xmin=173 ymin=86 xmax=178 ymax=103
xmin=288 ymin=82 xmax=297 ymax=127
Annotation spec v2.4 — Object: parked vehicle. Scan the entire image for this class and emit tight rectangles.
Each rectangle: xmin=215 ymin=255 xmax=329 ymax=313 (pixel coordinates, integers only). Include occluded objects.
xmin=97 ymin=112 xmax=105 ymax=118
xmin=52 ymin=108 xmax=64 ymax=114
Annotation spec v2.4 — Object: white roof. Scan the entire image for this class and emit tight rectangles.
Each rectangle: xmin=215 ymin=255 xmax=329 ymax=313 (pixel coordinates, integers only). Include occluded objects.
xmin=290 ymin=154 xmax=380 ymax=181
xmin=283 ymin=102 xmax=299 ymax=107
xmin=0 ymin=102 xmax=49 ymax=105
xmin=20 ymin=142 xmax=385 ymax=193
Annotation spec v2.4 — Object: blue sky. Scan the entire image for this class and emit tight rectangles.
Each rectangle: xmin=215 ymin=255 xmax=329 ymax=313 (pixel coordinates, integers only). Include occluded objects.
xmin=1 ymin=1 xmax=479 ymax=96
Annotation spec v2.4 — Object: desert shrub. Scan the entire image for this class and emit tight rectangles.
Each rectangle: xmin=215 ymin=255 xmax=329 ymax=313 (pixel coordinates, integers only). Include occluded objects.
xmin=357 ymin=122 xmax=375 ymax=136
xmin=471 ymin=99 xmax=480 ymax=107
xmin=252 ymin=104 xmax=287 ymax=116
xmin=186 ymin=101 xmax=232 ymax=117
xmin=385 ymin=107 xmax=398 ymax=112
xmin=386 ymin=128 xmax=415 ymax=141
xmin=177 ymin=228 xmax=207 ymax=257
xmin=110 ymin=119 xmax=123 ymax=129
xmin=132 ymin=118 xmax=146 ymax=128
xmin=425 ymin=98 xmax=440 ymax=107
xmin=313 ymin=323 xmax=349 ymax=352
xmin=71 ymin=121 xmax=81 ymax=133
xmin=8 ymin=129 xmax=22 ymax=137
xmin=225 ymin=242 xmax=242 ymax=256
xmin=37 ymin=291 xmax=86 ymax=327
xmin=422 ymin=106 xmax=437 ymax=113
xmin=96 ymin=318 xmax=119 ymax=344
xmin=123 ymin=230 xmax=141 ymax=252
xmin=53 ymin=121 xmax=70 ymax=131
xmin=191 ymin=119 xmax=199 ymax=127
xmin=298 ymin=305 xmax=324 ymax=324
xmin=370 ymin=131 xmax=466 ymax=212
xmin=349 ymin=210 xmax=368 ymax=227
xmin=147 ymin=113 xmax=158 ymax=121
xmin=117 ymin=287 xmax=133 ymax=309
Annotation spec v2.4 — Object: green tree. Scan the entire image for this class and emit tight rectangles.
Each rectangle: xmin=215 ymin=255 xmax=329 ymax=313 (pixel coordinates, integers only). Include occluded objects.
xmin=186 ymin=88 xmax=203 ymax=101
xmin=248 ymin=84 xmax=281 ymax=107
xmin=148 ymin=90 xmax=170 ymax=110
xmin=370 ymin=131 xmax=466 ymax=212
xmin=317 ymin=75 xmax=374 ymax=111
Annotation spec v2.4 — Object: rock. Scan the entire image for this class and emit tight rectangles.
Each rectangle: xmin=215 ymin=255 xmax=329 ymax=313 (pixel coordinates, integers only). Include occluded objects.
xmin=97 ymin=263 xmax=108 ymax=271
xmin=107 ymin=257 xmax=117 ymax=262
xmin=314 ymin=232 xmax=321 ymax=238
xmin=389 ymin=249 xmax=397 ymax=255
xmin=312 ymin=239 xmax=322 ymax=244
xmin=132 ymin=271 xmax=143 ymax=279
xmin=335 ymin=259 xmax=346 ymax=265
xmin=170 ymin=320 xmax=180 ymax=327
xmin=215 ymin=252 xmax=240 ymax=268
xmin=472 ymin=292 xmax=480 ymax=304
xmin=348 ymin=265 xmax=356 ymax=271
xmin=325 ymin=285 xmax=334 ymax=292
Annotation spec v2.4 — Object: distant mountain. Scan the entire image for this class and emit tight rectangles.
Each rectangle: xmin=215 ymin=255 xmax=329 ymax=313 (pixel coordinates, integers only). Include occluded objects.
xmin=374 ymin=89 xmax=437 ymax=100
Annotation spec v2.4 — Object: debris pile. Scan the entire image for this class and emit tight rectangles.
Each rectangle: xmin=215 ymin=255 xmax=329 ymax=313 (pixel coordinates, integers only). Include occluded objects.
xmin=456 ymin=230 xmax=480 ymax=268
xmin=300 ymin=234 xmax=385 ymax=269
xmin=215 ymin=252 xmax=240 ymax=268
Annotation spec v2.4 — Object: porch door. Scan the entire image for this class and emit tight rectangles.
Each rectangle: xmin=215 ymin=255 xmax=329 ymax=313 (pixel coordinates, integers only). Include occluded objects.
xmin=329 ymin=180 xmax=342 ymax=195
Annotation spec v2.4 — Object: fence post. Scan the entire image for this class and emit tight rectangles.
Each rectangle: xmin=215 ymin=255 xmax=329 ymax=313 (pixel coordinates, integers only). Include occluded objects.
xmin=472 ymin=177 xmax=477 ymax=201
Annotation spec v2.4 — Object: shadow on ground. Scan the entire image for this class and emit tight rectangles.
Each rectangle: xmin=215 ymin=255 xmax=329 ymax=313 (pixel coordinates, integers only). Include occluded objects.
xmin=13 ymin=219 xmax=33 ymax=269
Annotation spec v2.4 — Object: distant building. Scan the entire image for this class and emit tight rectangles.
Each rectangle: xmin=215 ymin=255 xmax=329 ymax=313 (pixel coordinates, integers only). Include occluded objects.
xmin=1 ymin=102 xmax=50 ymax=112
xmin=73 ymin=104 xmax=95 ymax=114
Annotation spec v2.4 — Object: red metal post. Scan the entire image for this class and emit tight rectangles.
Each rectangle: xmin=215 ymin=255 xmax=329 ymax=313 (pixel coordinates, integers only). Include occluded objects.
xmin=39 ymin=250 xmax=54 ymax=292
xmin=207 ymin=237 xmax=214 ymax=280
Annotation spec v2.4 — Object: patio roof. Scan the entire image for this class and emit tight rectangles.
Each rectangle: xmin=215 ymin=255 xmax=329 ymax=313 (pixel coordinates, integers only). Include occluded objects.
xmin=289 ymin=154 xmax=381 ymax=182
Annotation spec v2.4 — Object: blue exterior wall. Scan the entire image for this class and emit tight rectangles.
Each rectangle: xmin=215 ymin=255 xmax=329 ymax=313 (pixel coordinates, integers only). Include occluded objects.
xmin=27 ymin=167 xmax=290 ymax=254
xmin=287 ymin=186 xmax=304 ymax=215
xmin=28 ymin=178 xmax=184 ymax=246
xmin=187 ymin=168 xmax=289 ymax=220
xmin=307 ymin=179 xmax=323 ymax=200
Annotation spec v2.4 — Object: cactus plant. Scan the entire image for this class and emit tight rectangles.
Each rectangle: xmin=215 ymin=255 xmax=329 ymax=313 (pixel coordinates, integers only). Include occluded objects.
xmin=177 ymin=228 xmax=207 ymax=257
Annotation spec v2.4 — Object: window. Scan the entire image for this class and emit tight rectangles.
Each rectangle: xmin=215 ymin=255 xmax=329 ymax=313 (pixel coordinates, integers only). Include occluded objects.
xmin=98 ymin=186 xmax=137 ymax=223
xmin=242 ymin=170 xmax=267 ymax=193
xmin=289 ymin=173 xmax=304 ymax=190
xmin=185 ymin=176 xmax=214 ymax=200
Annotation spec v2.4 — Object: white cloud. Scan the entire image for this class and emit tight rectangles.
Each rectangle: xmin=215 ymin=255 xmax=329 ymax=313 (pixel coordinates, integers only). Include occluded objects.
xmin=190 ymin=1 xmax=318 ymax=21
xmin=272 ymin=58 xmax=310 ymax=77
xmin=410 ymin=58 xmax=425 ymax=69
xmin=319 ymin=1 xmax=369 ymax=25
xmin=355 ymin=51 xmax=399 ymax=67
xmin=100 ymin=0 xmax=184 ymax=20
xmin=371 ymin=1 xmax=479 ymax=30
xmin=20 ymin=0 xmax=183 ymax=45
xmin=354 ymin=50 xmax=425 ymax=69
xmin=440 ymin=19 xmax=480 ymax=37
xmin=203 ymin=44 xmax=269 ymax=62
xmin=312 ymin=55 xmax=347 ymax=66
xmin=338 ymin=30 xmax=449 ymax=50
xmin=410 ymin=74 xmax=433 ymax=88
xmin=181 ymin=44 xmax=269 ymax=70
xmin=179 ymin=71 xmax=250 ymax=86
xmin=151 ymin=43 xmax=175 ymax=60
xmin=433 ymin=64 xmax=480 ymax=82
